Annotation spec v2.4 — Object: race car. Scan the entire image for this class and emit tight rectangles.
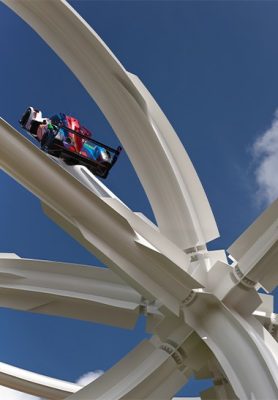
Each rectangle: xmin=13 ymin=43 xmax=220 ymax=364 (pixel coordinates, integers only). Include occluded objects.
xmin=19 ymin=106 xmax=122 ymax=179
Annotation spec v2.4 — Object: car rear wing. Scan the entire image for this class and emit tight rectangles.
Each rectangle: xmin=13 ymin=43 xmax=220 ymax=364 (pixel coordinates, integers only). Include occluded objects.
xmin=55 ymin=124 xmax=122 ymax=157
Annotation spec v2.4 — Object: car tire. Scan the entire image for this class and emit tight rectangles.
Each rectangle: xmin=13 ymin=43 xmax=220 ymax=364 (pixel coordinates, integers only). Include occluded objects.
xmin=62 ymin=155 xmax=78 ymax=166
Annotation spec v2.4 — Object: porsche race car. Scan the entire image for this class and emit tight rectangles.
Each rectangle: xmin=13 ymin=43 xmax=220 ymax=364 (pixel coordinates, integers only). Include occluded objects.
xmin=19 ymin=107 xmax=122 ymax=179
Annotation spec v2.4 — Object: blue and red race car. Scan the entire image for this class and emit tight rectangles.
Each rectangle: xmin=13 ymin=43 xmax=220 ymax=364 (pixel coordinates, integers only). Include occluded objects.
xmin=19 ymin=107 xmax=122 ymax=179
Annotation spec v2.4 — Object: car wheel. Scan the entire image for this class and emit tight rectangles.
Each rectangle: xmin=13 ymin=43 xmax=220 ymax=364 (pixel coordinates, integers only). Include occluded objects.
xmin=62 ymin=155 xmax=78 ymax=166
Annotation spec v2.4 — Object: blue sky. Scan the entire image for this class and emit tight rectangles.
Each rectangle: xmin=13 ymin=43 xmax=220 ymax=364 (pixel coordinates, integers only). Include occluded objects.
xmin=0 ymin=1 xmax=277 ymax=398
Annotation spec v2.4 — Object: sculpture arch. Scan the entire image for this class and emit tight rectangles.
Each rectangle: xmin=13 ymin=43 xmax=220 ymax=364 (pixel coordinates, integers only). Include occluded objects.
xmin=0 ymin=1 xmax=277 ymax=399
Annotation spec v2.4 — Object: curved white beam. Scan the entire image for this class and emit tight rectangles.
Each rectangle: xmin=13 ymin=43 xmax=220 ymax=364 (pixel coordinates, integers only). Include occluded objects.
xmin=1 ymin=120 xmax=277 ymax=398
xmin=0 ymin=361 xmax=79 ymax=399
xmin=0 ymin=296 xmax=204 ymax=400
xmin=153 ymin=315 xmax=239 ymax=400
xmin=183 ymin=293 xmax=278 ymax=399
xmin=70 ymin=320 xmax=235 ymax=400
xmin=1 ymin=2 xmax=277 ymax=399
xmin=2 ymin=0 xmax=219 ymax=250
xmin=0 ymin=359 xmax=197 ymax=400
xmin=0 ymin=253 xmax=143 ymax=328
xmin=0 ymin=119 xmax=202 ymax=316
xmin=68 ymin=340 xmax=187 ymax=400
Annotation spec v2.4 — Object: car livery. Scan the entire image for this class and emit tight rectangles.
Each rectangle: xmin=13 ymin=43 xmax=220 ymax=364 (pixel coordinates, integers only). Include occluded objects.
xmin=19 ymin=107 xmax=122 ymax=179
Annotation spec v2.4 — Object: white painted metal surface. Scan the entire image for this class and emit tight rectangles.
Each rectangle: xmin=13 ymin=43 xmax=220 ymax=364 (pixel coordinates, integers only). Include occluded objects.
xmin=0 ymin=0 xmax=277 ymax=399
xmin=0 ymin=253 xmax=142 ymax=328
xmin=0 ymin=119 xmax=202 ymax=316
xmin=2 ymin=0 xmax=219 ymax=251
xmin=228 ymin=198 xmax=278 ymax=292
xmin=0 ymin=358 xmax=198 ymax=400
xmin=184 ymin=294 xmax=278 ymax=399
xmin=68 ymin=340 xmax=187 ymax=400
xmin=0 ymin=118 xmax=277 ymax=399
xmin=0 ymin=361 xmax=79 ymax=399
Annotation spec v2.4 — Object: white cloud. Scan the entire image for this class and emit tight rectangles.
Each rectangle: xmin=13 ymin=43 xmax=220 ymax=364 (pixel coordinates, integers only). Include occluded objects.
xmin=0 ymin=386 xmax=40 ymax=400
xmin=252 ymin=109 xmax=278 ymax=205
xmin=76 ymin=370 xmax=104 ymax=386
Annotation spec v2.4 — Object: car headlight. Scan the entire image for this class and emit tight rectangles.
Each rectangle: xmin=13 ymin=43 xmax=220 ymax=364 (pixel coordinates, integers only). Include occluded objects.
xmin=101 ymin=150 xmax=109 ymax=161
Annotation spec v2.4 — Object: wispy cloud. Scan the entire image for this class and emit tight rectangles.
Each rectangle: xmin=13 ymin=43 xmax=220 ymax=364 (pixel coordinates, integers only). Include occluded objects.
xmin=0 ymin=370 xmax=104 ymax=400
xmin=76 ymin=370 xmax=104 ymax=386
xmin=252 ymin=109 xmax=278 ymax=205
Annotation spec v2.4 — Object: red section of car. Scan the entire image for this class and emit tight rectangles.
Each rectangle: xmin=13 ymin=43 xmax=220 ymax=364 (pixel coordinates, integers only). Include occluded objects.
xmin=65 ymin=115 xmax=82 ymax=152
xmin=80 ymin=126 xmax=92 ymax=138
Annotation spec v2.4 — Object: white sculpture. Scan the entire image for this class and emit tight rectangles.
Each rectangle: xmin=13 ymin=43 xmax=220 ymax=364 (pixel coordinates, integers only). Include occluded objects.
xmin=0 ymin=1 xmax=277 ymax=399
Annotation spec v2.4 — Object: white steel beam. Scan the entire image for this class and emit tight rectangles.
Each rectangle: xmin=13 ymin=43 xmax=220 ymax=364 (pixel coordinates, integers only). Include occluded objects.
xmin=0 ymin=359 xmax=197 ymax=400
xmin=0 ymin=253 xmax=143 ymax=328
xmin=183 ymin=293 xmax=278 ymax=399
xmin=67 ymin=340 xmax=188 ymax=400
xmin=0 ymin=119 xmax=202 ymax=316
xmin=0 ymin=62 xmax=277 ymax=400
xmin=0 ymin=309 xmax=207 ymax=400
xmin=206 ymin=200 xmax=278 ymax=316
xmin=0 ymin=361 xmax=79 ymax=399
xmin=228 ymin=198 xmax=278 ymax=292
xmin=2 ymin=0 xmax=219 ymax=250
xmin=1 ymin=1 xmax=278 ymax=399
